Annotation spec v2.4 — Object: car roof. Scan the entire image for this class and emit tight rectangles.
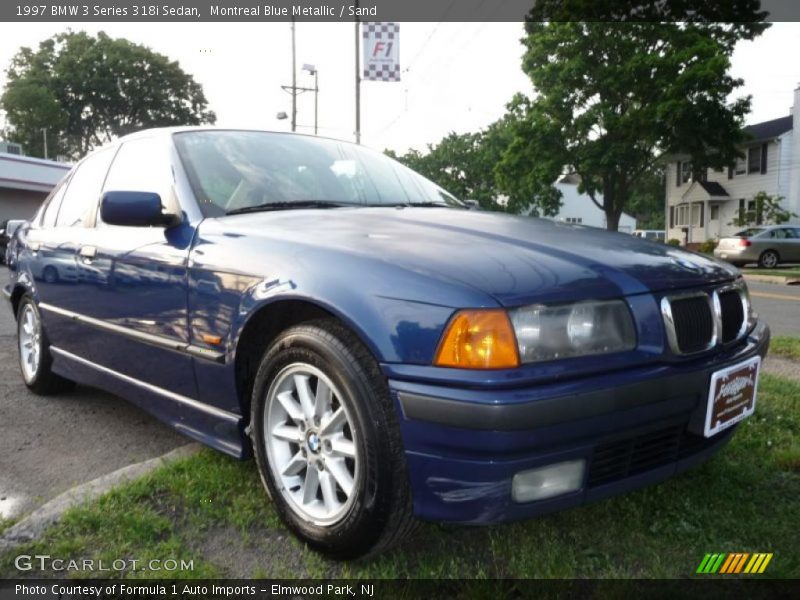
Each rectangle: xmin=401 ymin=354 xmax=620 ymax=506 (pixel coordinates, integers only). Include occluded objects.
xmin=116 ymin=126 xmax=348 ymax=146
xmin=77 ymin=126 xmax=361 ymax=165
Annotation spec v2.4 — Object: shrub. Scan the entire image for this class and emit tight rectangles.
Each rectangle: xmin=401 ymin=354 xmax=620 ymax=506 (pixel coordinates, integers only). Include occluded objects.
xmin=698 ymin=239 xmax=718 ymax=254
xmin=667 ymin=238 xmax=681 ymax=246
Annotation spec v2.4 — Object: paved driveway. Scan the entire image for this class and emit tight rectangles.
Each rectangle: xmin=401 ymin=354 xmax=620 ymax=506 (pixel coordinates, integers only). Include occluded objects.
xmin=0 ymin=269 xmax=186 ymax=521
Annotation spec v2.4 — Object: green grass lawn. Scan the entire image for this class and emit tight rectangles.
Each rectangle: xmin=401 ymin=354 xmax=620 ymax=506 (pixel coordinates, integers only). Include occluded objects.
xmin=743 ymin=267 xmax=800 ymax=279
xmin=0 ymin=517 xmax=15 ymax=537
xmin=770 ymin=337 xmax=800 ymax=362
xmin=2 ymin=374 xmax=799 ymax=579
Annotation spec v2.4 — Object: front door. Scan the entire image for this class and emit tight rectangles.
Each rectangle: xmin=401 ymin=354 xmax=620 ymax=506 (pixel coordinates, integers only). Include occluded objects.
xmin=69 ymin=135 xmax=197 ymax=398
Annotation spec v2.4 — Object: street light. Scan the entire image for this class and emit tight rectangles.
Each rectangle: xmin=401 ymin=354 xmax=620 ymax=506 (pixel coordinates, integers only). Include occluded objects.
xmin=280 ymin=63 xmax=319 ymax=135
xmin=302 ymin=63 xmax=319 ymax=136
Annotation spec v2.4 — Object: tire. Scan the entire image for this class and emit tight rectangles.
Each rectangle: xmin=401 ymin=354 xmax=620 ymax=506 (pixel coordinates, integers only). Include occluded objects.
xmin=42 ymin=266 xmax=58 ymax=284
xmin=17 ymin=296 xmax=75 ymax=395
xmin=758 ymin=250 xmax=779 ymax=269
xmin=249 ymin=319 xmax=415 ymax=559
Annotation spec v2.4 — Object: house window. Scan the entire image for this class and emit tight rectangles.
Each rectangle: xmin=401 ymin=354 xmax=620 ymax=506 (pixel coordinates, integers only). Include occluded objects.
xmin=675 ymin=204 xmax=688 ymax=227
xmin=565 ymin=217 xmax=583 ymax=224
xmin=710 ymin=205 xmax=719 ymax=221
xmin=674 ymin=203 xmax=704 ymax=228
xmin=747 ymin=199 xmax=764 ymax=225
xmin=681 ymin=161 xmax=692 ymax=184
xmin=735 ymin=155 xmax=747 ymax=175
xmin=691 ymin=203 xmax=703 ymax=227
xmin=739 ymin=198 xmax=763 ymax=225
xmin=748 ymin=146 xmax=762 ymax=174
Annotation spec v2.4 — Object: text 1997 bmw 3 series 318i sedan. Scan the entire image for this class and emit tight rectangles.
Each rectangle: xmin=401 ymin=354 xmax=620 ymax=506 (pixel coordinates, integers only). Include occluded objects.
xmin=4 ymin=128 xmax=769 ymax=558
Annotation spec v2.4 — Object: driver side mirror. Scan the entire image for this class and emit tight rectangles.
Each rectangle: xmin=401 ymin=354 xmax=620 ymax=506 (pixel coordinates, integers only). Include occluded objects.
xmin=463 ymin=199 xmax=481 ymax=210
xmin=100 ymin=191 xmax=181 ymax=228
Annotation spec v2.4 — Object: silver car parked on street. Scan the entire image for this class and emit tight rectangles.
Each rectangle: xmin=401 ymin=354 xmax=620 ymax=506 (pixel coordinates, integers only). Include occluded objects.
xmin=714 ymin=225 xmax=800 ymax=268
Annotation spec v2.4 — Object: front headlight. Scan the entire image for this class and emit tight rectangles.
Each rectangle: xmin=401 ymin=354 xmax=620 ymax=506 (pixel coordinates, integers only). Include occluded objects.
xmin=509 ymin=299 xmax=636 ymax=363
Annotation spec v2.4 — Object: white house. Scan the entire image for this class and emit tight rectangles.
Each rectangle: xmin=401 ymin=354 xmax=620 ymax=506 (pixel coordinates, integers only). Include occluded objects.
xmin=0 ymin=150 xmax=71 ymax=222
xmin=665 ymin=86 xmax=800 ymax=245
xmin=545 ymin=174 xmax=637 ymax=232
xmin=515 ymin=174 xmax=637 ymax=231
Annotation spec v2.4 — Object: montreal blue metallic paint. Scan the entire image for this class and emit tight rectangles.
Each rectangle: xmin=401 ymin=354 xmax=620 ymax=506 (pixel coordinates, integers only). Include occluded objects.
xmin=4 ymin=128 xmax=769 ymax=525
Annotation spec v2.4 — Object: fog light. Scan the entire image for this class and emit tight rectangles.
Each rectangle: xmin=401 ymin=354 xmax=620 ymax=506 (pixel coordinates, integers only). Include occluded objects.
xmin=511 ymin=459 xmax=585 ymax=503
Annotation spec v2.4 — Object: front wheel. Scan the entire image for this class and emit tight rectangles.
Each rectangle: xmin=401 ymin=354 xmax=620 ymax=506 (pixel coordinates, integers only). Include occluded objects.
xmin=17 ymin=296 xmax=74 ymax=395
xmin=250 ymin=319 xmax=415 ymax=559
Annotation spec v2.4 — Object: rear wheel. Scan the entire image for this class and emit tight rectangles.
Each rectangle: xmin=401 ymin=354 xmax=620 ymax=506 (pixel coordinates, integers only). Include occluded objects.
xmin=42 ymin=266 xmax=58 ymax=284
xmin=17 ymin=296 xmax=74 ymax=395
xmin=249 ymin=319 xmax=415 ymax=559
xmin=758 ymin=250 xmax=779 ymax=269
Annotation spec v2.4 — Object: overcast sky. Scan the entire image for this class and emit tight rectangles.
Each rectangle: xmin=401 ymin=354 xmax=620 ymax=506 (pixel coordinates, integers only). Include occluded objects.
xmin=0 ymin=22 xmax=799 ymax=154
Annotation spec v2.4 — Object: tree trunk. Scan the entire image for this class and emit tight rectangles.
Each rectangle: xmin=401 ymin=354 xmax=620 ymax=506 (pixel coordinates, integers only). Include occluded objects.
xmin=605 ymin=208 xmax=621 ymax=231
xmin=603 ymin=178 xmax=628 ymax=232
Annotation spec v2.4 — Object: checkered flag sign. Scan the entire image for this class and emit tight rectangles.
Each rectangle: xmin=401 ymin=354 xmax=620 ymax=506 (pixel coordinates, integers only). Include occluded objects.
xmin=362 ymin=22 xmax=400 ymax=82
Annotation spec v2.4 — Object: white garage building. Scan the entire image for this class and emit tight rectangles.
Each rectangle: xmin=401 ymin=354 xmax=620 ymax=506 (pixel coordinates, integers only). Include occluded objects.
xmin=0 ymin=151 xmax=70 ymax=223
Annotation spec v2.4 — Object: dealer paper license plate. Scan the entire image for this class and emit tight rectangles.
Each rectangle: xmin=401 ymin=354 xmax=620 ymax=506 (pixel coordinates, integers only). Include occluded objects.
xmin=704 ymin=356 xmax=761 ymax=438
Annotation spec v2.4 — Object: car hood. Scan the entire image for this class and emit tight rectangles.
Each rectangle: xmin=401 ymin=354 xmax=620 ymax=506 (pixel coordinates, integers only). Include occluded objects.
xmin=218 ymin=208 xmax=738 ymax=306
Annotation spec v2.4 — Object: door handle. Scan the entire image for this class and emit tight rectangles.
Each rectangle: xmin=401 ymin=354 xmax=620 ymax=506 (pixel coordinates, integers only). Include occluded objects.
xmin=79 ymin=246 xmax=97 ymax=260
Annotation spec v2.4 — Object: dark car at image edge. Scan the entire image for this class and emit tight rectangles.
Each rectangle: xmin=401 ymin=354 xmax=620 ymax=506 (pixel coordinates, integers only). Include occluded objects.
xmin=4 ymin=128 xmax=769 ymax=558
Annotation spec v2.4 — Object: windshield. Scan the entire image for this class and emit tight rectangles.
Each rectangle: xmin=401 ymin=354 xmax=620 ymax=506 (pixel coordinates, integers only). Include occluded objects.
xmin=173 ymin=130 xmax=462 ymax=216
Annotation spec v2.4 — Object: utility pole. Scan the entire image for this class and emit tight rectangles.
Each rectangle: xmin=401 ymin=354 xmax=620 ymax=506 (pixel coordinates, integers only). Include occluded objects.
xmin=354 ymin=1 xmax=361 ymax=144
xmin=291 ymin=18 xmax=297 ymax=132
xmin=42 ymin=128 xmax=48 ymax=160
xmin=313 ymin=69 xmax=319 ymax=136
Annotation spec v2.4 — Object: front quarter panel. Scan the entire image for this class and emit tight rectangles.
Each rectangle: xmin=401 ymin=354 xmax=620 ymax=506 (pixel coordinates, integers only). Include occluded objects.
xmin=186 ymin=219 xmax=498 ymax=414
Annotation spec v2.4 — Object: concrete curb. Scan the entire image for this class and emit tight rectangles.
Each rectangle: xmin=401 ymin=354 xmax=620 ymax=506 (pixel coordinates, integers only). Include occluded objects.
xmin=0 ymin=443 xmax=201 ymax=554
xmin=744 ymin=273 xmax=800 ymax=286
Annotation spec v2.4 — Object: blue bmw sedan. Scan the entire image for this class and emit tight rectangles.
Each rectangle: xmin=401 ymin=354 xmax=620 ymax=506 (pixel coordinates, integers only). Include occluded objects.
xmin=4 ymin=128 xmax=769 ymax=558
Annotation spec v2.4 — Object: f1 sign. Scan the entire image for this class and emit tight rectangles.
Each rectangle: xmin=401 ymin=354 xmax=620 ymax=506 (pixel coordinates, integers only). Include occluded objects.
xmin=363 ymin=22 xmax=400 ymax=82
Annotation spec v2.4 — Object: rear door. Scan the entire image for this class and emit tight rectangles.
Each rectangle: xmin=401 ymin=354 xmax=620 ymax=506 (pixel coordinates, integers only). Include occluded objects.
xmin=29 ymin=149 xmax=115 ymax=354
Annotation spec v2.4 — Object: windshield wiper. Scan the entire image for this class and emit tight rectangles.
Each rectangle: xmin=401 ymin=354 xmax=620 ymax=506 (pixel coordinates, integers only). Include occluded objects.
xmin=226 ymin=201 xmax=350 ymax=215
xmin=399 ymin=201 xmax=450 ymax=208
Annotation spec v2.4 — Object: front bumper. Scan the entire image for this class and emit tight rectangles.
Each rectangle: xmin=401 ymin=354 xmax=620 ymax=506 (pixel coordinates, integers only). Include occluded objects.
xmin=387 ymin=319 xmax=770 ymax=524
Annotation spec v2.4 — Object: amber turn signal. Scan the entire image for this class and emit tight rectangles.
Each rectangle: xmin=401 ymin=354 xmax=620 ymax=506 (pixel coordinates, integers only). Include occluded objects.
xmin=434 ymin=309 xmax=520 ymax=369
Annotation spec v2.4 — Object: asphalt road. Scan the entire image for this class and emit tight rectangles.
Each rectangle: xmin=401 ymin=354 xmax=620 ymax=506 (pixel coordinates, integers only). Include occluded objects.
xmin=0 ymin=270 xmax=186 ymax=521
xmin=747 ymin=280 xmax=800 ymax=337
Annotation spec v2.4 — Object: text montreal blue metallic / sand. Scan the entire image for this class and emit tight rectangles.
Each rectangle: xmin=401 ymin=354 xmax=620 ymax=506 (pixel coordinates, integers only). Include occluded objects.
xmin=4 ymin=128 xmax=769 ymax=558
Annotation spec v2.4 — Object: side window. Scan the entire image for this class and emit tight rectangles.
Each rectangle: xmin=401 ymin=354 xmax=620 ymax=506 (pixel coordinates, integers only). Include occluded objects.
xmin=100 ymin=137 xmax=173 ymax=227
xmin=56 ymin=149 xmax=113 ymax=227
xmin=40 ymin=178 xmax=69 ymax=227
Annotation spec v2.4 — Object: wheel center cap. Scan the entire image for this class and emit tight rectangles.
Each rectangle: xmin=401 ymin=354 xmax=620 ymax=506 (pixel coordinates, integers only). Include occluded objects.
xmin=306 ymin=432 xmax=321 ymax=453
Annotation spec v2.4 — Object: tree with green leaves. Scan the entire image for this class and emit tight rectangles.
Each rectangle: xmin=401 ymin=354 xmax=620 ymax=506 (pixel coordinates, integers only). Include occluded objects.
xmin=728 ymin=192 xmax=798 ymax=228
xmin=496 ymin=8 xmax=767 ymax=230
xmin=2 ymin=31 xmax=215 ymax=159
xmin=386 ymin=118 xmax=516 ymax=211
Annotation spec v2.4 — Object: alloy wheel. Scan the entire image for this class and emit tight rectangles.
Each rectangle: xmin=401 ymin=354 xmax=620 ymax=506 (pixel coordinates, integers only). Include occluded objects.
xmin=760 ymin=251 xmax=778 ymax=269
xmin=18 ymin=304 xmax=41 ymax=382
xmin=264 ymin=363 xmax=360 ymax=526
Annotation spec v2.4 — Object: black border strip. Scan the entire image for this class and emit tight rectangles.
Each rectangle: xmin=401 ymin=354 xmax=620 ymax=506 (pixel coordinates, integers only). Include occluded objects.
xmin=2 ymin=1 xmax=799 ymax=23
